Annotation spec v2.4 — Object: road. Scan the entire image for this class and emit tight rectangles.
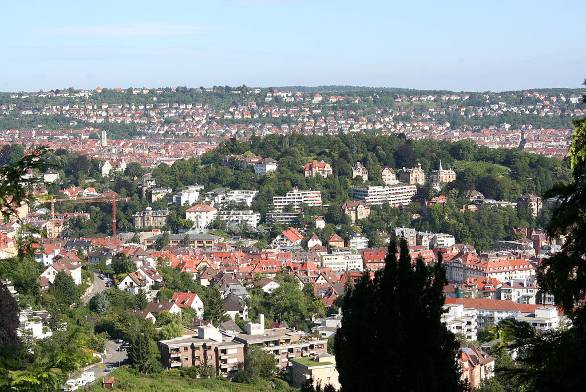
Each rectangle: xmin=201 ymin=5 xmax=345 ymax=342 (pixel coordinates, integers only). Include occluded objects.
xmin=82 ymin=340 xmax=128 ymax=384
xmin=81 ymin=272 xmax=107 ymax=304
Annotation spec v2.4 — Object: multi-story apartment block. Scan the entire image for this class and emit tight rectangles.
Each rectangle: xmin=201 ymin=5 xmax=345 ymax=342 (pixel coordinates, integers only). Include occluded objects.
xmin=233 ymin=315 xmax=328 ymax=370
xmin=441 ymin=303 xmax=478 ymax=341
xmin=133 ymin=208 xmax=169 ymax=229
xmin=159 ymin=325 xmax=244 ymax=377
xmin=174 ymin=185 xmax=204 ymax=206
xmin=254 ymin=158 xmax=278 ymax=175
xmin=319 ymin=249 xmax=364 ymax=272
xmin=217 ymin=210 xmax=261 ymax=229
xmin=221 ymin=190 xmax=258 ymax=207
xmin=272 ymin=189 xmax=322 ymax=211
xmin=186 ymin=204 xmax=218 ymax=231
xmin=351 ymin=184 xmax=417 ymax=206
xmin=497 ymin=279 xmax=538 ymax=304
xmin=398 ymin=163 xmax=425 ymax=185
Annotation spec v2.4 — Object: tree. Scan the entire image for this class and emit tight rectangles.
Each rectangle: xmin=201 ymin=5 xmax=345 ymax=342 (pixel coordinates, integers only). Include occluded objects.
xmin=89 ymin=292 xmax=111 ymax=313
xmin=334 ymin=239 xmax=461 ymax=392
xmin=234 ymin=346 xmax=277 ymax=383
xmin=50 ymin=271 xmax=80 ymax=306
xmin=504 ymin=96 xmax=586 ymax=391
xmin=203 ymin=286 xmax=225 ymax=326
xmin=159 ymin=322 xmax=183 ymax=339
xmin=111 ymin=253 xmax=135 ymax=275
xmin=154 ymin=232 xmax=170 ymax=250
xmin=0 ymin=282 xmax=19 ymax=348
xmin=134 ymin=290 xmax=148 ymax=310
xmin=127 ymin=332 xmax=159 ymax=374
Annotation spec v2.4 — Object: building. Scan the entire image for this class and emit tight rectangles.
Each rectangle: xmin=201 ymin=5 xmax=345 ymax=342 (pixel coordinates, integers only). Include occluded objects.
xmin=217 ymin=210 xmax=261 ymax=229
xmin=158 ymin=325 xmax=245 ymax=377
xmin=351 ymin=184 xmax=417 ymax=206
xmin=393 ymin=227 xmax=418 ymax=246
xmin=254 ymin=158 xmax=278 ymax=175
xmin=166 ymin=233 xmax=221 ymax=248
xmin=272 ymin=189 xmax=322 ymax=211
xmin=289 ymin=353 xmax=340 ymax=390
xmin=148 ymin=187 xmax=173 ymax=203
xmin=186 ymin=204 xmax=218 ymax=231
xmin=398 ymin=163 xmax=425 ymax=186
xmin=320 ymin=249 xmax=364 ymax=272
xmin=307 ymin=234 xmax=323 ymax=249
xmin=271 ymin=228 xmax=304 ymax=250
xmin=220 ymin=190 xmax=258 ymax=207
xmin=133 ymin=208 xmax=169 ymax=229
xmin=381 ymin=167 xmax=399 ymax=186
xmin=352 ymin=162 xmax=369 ymax=182
xmin=441 ymin=303 xmax=478 ymax=341
xmin=517 ymin=194 xmax=542 ymax=217
xmin=304 ymin=160 xmax=333 ymax=178
xmin=444 ymin=298 xmax=560 ymax=330
xmin=266 ymin=210 xmax=302 ymax=227
xmin=233 ymin=315 xmax=328 ymax=370
xmin=172 ymin=292 xmax=205 ymax=318
xmin=174 ymin=185 xmax=204 ymax=206
xmin=430 ymin=161 xmax=456 ymax=188
xmin=100 ymin=130 xmax=108 ymax=147
xmin=432 ymin=233 xmax=456 ymax=248
xmin=348 ymin=234 xmax=369 ymax=250
xmin=497 ymin=280 xmax=539 ymax=304
xmin=458 ymin=347 xmax=495 ymax=389
xmin=341 ymin=200 xmax=371 ymax=223
xmin=39 ymin=260 xmax=82 ymax=287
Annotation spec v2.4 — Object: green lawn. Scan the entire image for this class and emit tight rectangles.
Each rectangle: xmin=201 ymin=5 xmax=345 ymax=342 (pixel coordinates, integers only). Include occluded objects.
xmin=85 ymin=368 xmax=297 ymax=392
xmin=292 ymin=357 xmax=332 ymax=368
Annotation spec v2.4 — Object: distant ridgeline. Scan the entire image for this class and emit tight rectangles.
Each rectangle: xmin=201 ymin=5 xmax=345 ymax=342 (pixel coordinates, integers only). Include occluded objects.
xmin=0 ymin=86 xmax=582 ymax=139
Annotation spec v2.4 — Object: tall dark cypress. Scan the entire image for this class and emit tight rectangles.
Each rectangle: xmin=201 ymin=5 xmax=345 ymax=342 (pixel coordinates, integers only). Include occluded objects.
xmin=335 ymin=239 xmax=462 ymax=392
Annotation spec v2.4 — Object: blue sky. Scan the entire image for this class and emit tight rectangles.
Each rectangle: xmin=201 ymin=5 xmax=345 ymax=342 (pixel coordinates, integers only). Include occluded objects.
xmin=1 ymin=0 xmax=584 ymax=91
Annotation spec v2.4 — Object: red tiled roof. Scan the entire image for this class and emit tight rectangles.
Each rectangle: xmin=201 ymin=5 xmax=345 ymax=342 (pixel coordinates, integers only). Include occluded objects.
xmin=445 ymin=297 xmax=537 ymax=313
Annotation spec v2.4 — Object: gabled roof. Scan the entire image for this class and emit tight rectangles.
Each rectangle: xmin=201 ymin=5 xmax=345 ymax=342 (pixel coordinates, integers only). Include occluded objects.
xmin=281 ymin=228 xmax=303 ymax=244
xmin=328 ymin=233 xmax=344 ymax=243
xmin=171 ymin=291 xmax=201 ymax=309
xmin=186 ymin=204 xmax=217 ymax=213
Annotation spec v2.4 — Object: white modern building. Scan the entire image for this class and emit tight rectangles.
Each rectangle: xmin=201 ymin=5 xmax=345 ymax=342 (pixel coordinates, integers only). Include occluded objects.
xmin=186 ymin=204 xmax=218 ymax=231
xmin=272 ymin=189 xmax=322 ymax=211
xmin=351 ymin=184 xmax=417 ymax=206
xmin=217 ymin=210 xmax=261 ymax=229
xmin=174 ymin=185 xmax=204 ymax=206
xmin=442 ymin=303 xmax=478 ymax=341
xmin=319 ymin=249 xmax=364 ymax=272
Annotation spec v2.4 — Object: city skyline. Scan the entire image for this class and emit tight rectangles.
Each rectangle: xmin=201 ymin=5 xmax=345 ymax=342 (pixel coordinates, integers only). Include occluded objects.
xmin=1 ymin=0 xmax=584 ymax=92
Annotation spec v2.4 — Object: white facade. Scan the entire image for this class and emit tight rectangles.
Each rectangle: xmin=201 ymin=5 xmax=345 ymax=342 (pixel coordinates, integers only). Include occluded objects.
xmin=348 ymin=234 xmax=369 ymax=250
xmin=351 ymin=184 xmax=417 ymax=206
xmin=273 ymin=189 xmax=322 ymax=210
xmin=186 ymin=205 xmax=218 ymax=231
xmin=174 ymin=185 xmax=204 ymax=206
xmin=222 ymin=190 xmax=258 ymax=207
xmin=254 ymin=160 xmax=278 ymax=175
xmin=320 ymin=250 xmax=364 ymax=272
xmin=217 ymin=210 xmax=261 ymax=228
xmin=381 ymin=167 xmax=399 ymax=185
xmin=441 ymin=304 xmax=478 ymax=341
xmin=432 ymin=233 xmax=456 ymax=248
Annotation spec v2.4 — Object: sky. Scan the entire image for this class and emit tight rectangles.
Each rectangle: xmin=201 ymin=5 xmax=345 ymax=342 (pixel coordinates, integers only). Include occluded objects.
xmin=1 ymin=0 xmax=584 ymax=92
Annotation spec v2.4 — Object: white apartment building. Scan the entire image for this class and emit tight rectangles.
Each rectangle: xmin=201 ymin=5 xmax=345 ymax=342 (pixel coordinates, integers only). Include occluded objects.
xmin=174 ymin=185 xmax=204 ymax=206
xmin=441 ymin=303 xmax=478 ymax=341
xmin=217 ymin=210 xmax=261 ymax=229
xmin=351 ymin=184 xmax=417 ymax=206
xmin=222 ymin=190 xmax=258 ymax=207
xmin=515 ymin=307 xmax=561 ymax=331
xmin=272 ymin=189 xmax=322 ymax=211
xmin=319 ymin=249 xmax=364 ymax=272
xmin=348 ymin=234 xmax=370 ymax=250
xmin=186 ymin=204 xmax=218 ymax=231
xmin=432 ymin=233 xmax=456 ymax=248
xmin=254 ymin=158 xmax=278 ymax=175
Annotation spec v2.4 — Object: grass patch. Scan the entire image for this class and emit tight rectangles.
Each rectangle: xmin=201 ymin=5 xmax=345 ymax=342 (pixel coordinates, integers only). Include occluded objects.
xmin=85 ymin=367 xmax=296 ymax=391
xmin=292 ymin=357 xmax=332 ymax=368
xmin=452 ymin=160 xmax=510 ymax=177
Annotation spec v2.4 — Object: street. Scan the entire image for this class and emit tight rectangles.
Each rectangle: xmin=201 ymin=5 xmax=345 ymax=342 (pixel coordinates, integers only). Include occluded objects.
xmin=84 ymin=339 xmax=128 ymax=384
xmin=81 ymin=272 xmax=107 ymax=304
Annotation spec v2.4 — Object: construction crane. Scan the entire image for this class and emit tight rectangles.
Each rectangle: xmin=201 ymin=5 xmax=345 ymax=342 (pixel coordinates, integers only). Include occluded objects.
xmin=40 ymin=192 xmax=129 ymax=236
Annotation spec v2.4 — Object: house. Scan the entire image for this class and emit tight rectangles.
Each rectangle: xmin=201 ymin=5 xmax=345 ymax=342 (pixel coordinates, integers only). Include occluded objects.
xmin=307 ymin=234 xmax=323 ymax=250
xmin=458 ymin=347 xmax=495 ymax=389
xmin=172 ymin=291 xmax=205 ymax=318
xmin=117 ymin=271 xmax=148 ymax=295
xmin=271 ymin=228 xmax=304 ymax=250
xmin=133 ymin=208 xmax=169 ymax=229
xmin=303 ymin=160 xmax=333 ymax=178
xmin=185 ymin=204 xmax=218 ymax=231
xmin=256 ymin=278 xmax=280 ymax=294
xmin=39 ymin=260 xmax=82 ymax=287
xmin=341 ymin=200 xmax=371 ymax=223
xmin=146 ymin=300 xmax=182 ymax=316
xmin=314 ymin=216 xmax=326 ymax=229
xmin=254 ymin=158 xmax=278 ymax=175
xmin=381 ymin=167 xmax=399 ymax=185
xmin=348 ymin=234 xmax=369 ymax=250
xmin=352 ymin=162 xmax=368 ymax=181
xmin=398 ymin=163 xmax=426 ymax=185
xmin=327 ymin=234 xmax=345 ymax=249
xmin=223 ymin=294 xmax=249 ymax=320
